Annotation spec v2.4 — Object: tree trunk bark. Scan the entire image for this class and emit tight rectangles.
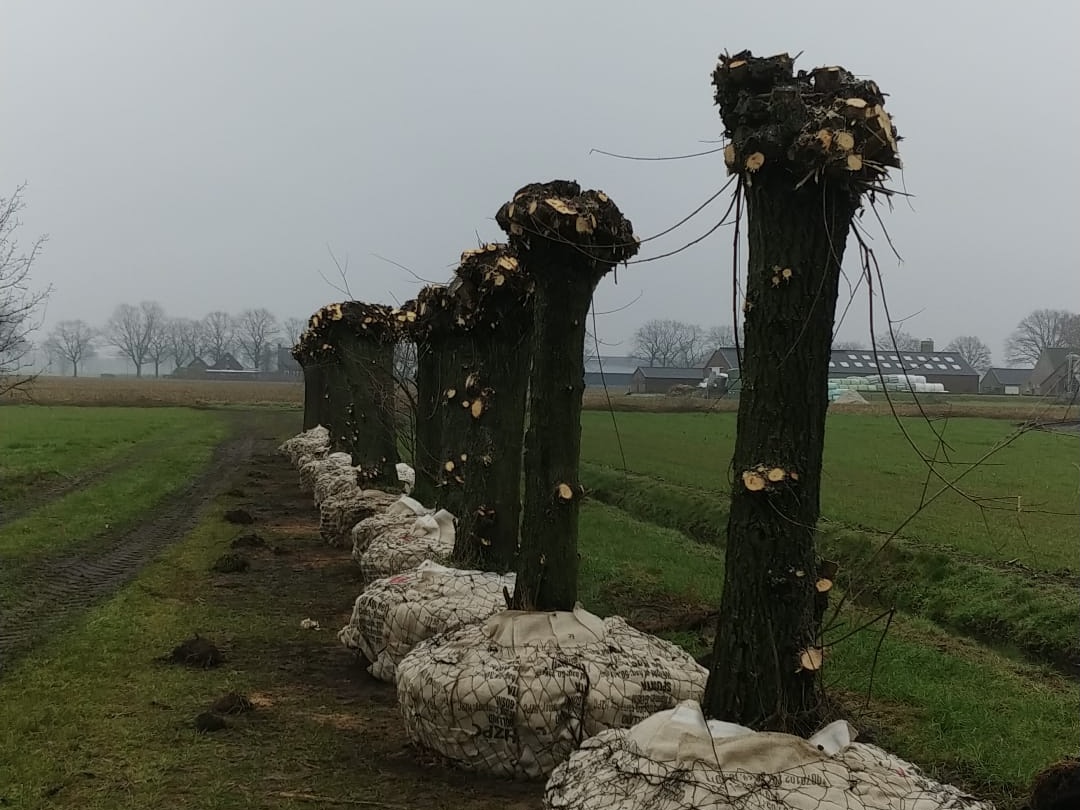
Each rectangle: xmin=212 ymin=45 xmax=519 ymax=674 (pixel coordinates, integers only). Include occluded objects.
xmin=411 ymin=341 xmax=441 ymax=505
xmin=323 ymin=358 xmax=354 ymax=455
xmin=510 ymin=248 xmax=595 ymax=611
xmin=701 ymin=169 xmax=858 ymax=733
xmin=302 ymin=362 xmax=326 ymax=431
xmin=451 ymin=329 xmax=532 ymax=573
xmin=336 ymin=329 xmax=400 ymax=489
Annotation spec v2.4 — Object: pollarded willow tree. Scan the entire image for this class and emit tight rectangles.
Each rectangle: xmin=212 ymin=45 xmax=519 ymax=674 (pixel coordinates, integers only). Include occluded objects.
xmin=408 ymin=244 xmax=534 ymax=572
xmin=495 ymin=181 xmax=639 ymax=611
xmin=446 ymin=243 xmax=534 ymax=572
xmin=304 ymin=301 xmax=403 ymax=488
xmin=293 ymin=316 xmax=329 ymax=432
xmin=702 ymin=51 xmax=902 ymax=732
xmin=410 ymin=283 xmax=461 ymax=510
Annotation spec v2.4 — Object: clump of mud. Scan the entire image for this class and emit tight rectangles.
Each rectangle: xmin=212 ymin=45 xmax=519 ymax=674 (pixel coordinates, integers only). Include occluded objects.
xmin=211 ymin=692 xmax=254 ymax=715
xmin=223 ymin=508 xmax=255 ymax=525
xmin=211 ymin=552 xmax=250 ymax=573
xmin=1030 ymin=757 xmax=1080 ymax=810
xmin=194 ymin=711 xmax=227 ymax=733
xmin=166 ymin=635 xmax=224 ymax=669
xmin=230 ymin=532 xmax=266 ymax=550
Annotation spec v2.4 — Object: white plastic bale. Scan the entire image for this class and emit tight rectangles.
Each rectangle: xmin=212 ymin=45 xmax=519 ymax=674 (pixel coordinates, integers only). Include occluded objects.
xmin=396 ymin=462 xmax=416 ymax=495
xmin=543 ymin=700 xmax=994 ymax=810
xmin=358 ymin=510 xmax=456 ymax=583
xmin=319 ymin=490 xmax=401 ymax=546
xmin=350 ymin=496 xmax=432 ymax=561
xmin=395 ymin=605 xmax=708 ymax=780
xmin=338 ymin=560 xmax=515 ymax=683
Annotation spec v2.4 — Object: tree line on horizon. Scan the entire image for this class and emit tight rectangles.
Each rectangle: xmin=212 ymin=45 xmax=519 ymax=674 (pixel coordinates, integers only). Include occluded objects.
xmin=625 ymin=310 xmax=1080 ymax=374
xmin=41 ymin=302 xmax=309 ymax=378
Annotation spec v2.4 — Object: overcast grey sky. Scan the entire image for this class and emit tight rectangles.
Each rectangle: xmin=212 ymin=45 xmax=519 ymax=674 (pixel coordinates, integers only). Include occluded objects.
xmin=3 ymin=0 xmax=1078 ymax=363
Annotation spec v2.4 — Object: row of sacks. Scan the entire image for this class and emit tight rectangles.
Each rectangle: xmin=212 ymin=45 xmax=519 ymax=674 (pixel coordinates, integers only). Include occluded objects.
xmin=277 ymin=426 xmax=416 ymax=546
xmin=281 ymin=428 xmax=995 ymax=808
xmin=544 ymin=699 xmax=994 ymax=810
xmin=291 ymin=433 xmax=713 ymax=781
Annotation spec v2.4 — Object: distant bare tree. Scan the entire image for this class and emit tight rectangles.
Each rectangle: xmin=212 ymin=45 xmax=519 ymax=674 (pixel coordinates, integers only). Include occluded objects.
xmin=105 ymin=302 xmax=163 ymax=376
xmin=705 ymin=324 xmax=741 ymax=348
xmin=283 ymin=316 xmax=307 ymax=347
xmin=945 ymin=335 xmax=992 ymax=372
xmin=1063 ymin=313 xmax=1080 ymax=349
xmin=0 ymin=184 xmax=51 ymax=396
xmin=1006 ymin=309 xmax=1078 ymax=365
xmin=235 ymin=308 xmax=279 ymax=369
xmin=166 ymin=317 xmax=202 ymax=369
xmin=142 ymin=302 xmax=170 ymax=377
xmin=43 ymin=320 xmax=96 ymax=377
xmin=200 ymin=311 xmax=236 ymax=364
xmin=673 ymin=323 xmax=710 ymax=367
xmin=630 ymin=319 xmax=708 ymax=367
xmin=874 ymin=329 xmax=921 ymax=351
xmin=833 ymin=340 xmax=867 ymax=350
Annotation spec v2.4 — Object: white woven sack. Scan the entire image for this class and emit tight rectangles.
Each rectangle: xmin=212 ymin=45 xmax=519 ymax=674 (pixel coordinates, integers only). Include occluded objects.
xmin=350 ymin=496 xmax=432 ymax=561
xmin=396 ymin=462 xmax=416 ymax=495
xmin=339 ymin=560 xmax=515 ymax=683
xmin=279 ymin=425 xmax=330 ymax=465
xmin=358 ymin=510 xmax=456 ymax=583
xmin=544 ymin=700 xmax=995 ymax=810
xmin=319 ymin=489 xmax=401 ymax=546
xmin=396 ymin=605 xmax=707 ymax=780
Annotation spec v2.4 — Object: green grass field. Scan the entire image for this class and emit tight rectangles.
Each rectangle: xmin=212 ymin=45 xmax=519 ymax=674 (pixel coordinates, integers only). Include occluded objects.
xmin=0 ymin=403 xmax=1074 ymax=809
xmin=580 ymin=411 xmax=1078 ymax=571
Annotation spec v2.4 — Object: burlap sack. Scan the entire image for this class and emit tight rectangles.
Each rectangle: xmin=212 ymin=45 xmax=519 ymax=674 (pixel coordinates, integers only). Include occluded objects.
xmin=339 ymin=560 xmax=515 ymax=682
xmin=396 ymin=605 xmax=708 ymax=780
xmin=544 ymin=700 xmax=995 ymax=810
xmin=350 ymin=496 xmax=432 ymax=561
xmin=358 ymin=510 xmax=456 ymax=584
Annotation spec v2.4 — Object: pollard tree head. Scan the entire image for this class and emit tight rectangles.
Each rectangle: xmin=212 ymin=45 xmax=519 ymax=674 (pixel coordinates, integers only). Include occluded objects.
xmin=712 ymin=51 xmax=901 ymax=200
xmin=494 ymin=180 xmax=640 ymax=274
xmin=452 ymin=243 xmax=531 ymax=329
xmin=414 ymin=284 xmax=461 ymax=344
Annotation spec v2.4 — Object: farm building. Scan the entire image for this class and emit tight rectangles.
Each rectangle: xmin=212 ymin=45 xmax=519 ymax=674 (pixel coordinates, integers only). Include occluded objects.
xmin=1028 ymin=347 xmax=1080 ymax=397
xmin=584 ymin=355 xmax=639 ymax=391
xmin=630 ymin=366 xmax=705 ymax=394
xmin=704 ymin=339 xmax=980 ymax=393
xmin=276 ymin=344 xmax=302 ymax=378
xmin=980 ymin=367 xmax=1033 ymax=395
xmin=208 ymin=353 xmax=245 ymax=372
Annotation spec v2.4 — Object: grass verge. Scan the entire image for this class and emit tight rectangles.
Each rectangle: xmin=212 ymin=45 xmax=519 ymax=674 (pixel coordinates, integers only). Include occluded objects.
xmin=581 ymin=462 xmax=1080 ymax=674
xmin=0 ymin=414 xmax=228 ymax=568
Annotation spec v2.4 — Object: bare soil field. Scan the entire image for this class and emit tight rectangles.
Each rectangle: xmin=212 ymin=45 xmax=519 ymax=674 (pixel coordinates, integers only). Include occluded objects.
xmin=1 ymin=374 xmax=303 ymax=407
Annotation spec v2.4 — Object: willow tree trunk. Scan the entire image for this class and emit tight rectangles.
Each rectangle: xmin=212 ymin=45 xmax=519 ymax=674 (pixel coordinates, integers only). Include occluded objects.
xmin=323 ymin=358 xmax=354 ymax=455
xmin=451 ymin=324 xmax=532 ymax=574
xmin=336 ymin=329 xmax=400 ymax=489
xmin=497 ymin=182 xmax=638 ymax=612
xmin=702 ymin=51 xmax=901 ymax=733
xmin=434 ymin=338 xmax=470 ymax=520
xmin=411 ymin=341 xmax=441 ymax=505
xmin=302 ymin=362 xmax=326 ymax=430
xmin=510 ymin=250 xmax=593 ymax=610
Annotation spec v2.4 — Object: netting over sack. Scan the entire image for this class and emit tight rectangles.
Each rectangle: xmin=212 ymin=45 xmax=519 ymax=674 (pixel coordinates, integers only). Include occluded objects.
xmin=396 ymin=605 xmax=708 ymax=780
xmin=338 ymin=560 xmax=516 ymax=683
xmin=396 ymin=462 xmax=415 ymax=495
xmin=350 ymin=496 xmax=432 ymax=561
xmin=278 ymin=425 xmax=331 ymax=466
xmin=303 ymin=452 xmax=355 ymax=501
xmin=358 ymin=510 xmax=456 ymax=583
xmin=319 ymin=489 xmax=402 ymax=546
xmin=544 ymin=700 xmax=995 ymax=810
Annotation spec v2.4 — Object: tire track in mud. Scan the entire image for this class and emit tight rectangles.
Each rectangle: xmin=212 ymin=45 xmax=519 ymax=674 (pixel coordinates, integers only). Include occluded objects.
xmin=0 ymin=425 xmax=260 ymax=671
xmin=0 ymin=441 xmax=167 ymax=529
